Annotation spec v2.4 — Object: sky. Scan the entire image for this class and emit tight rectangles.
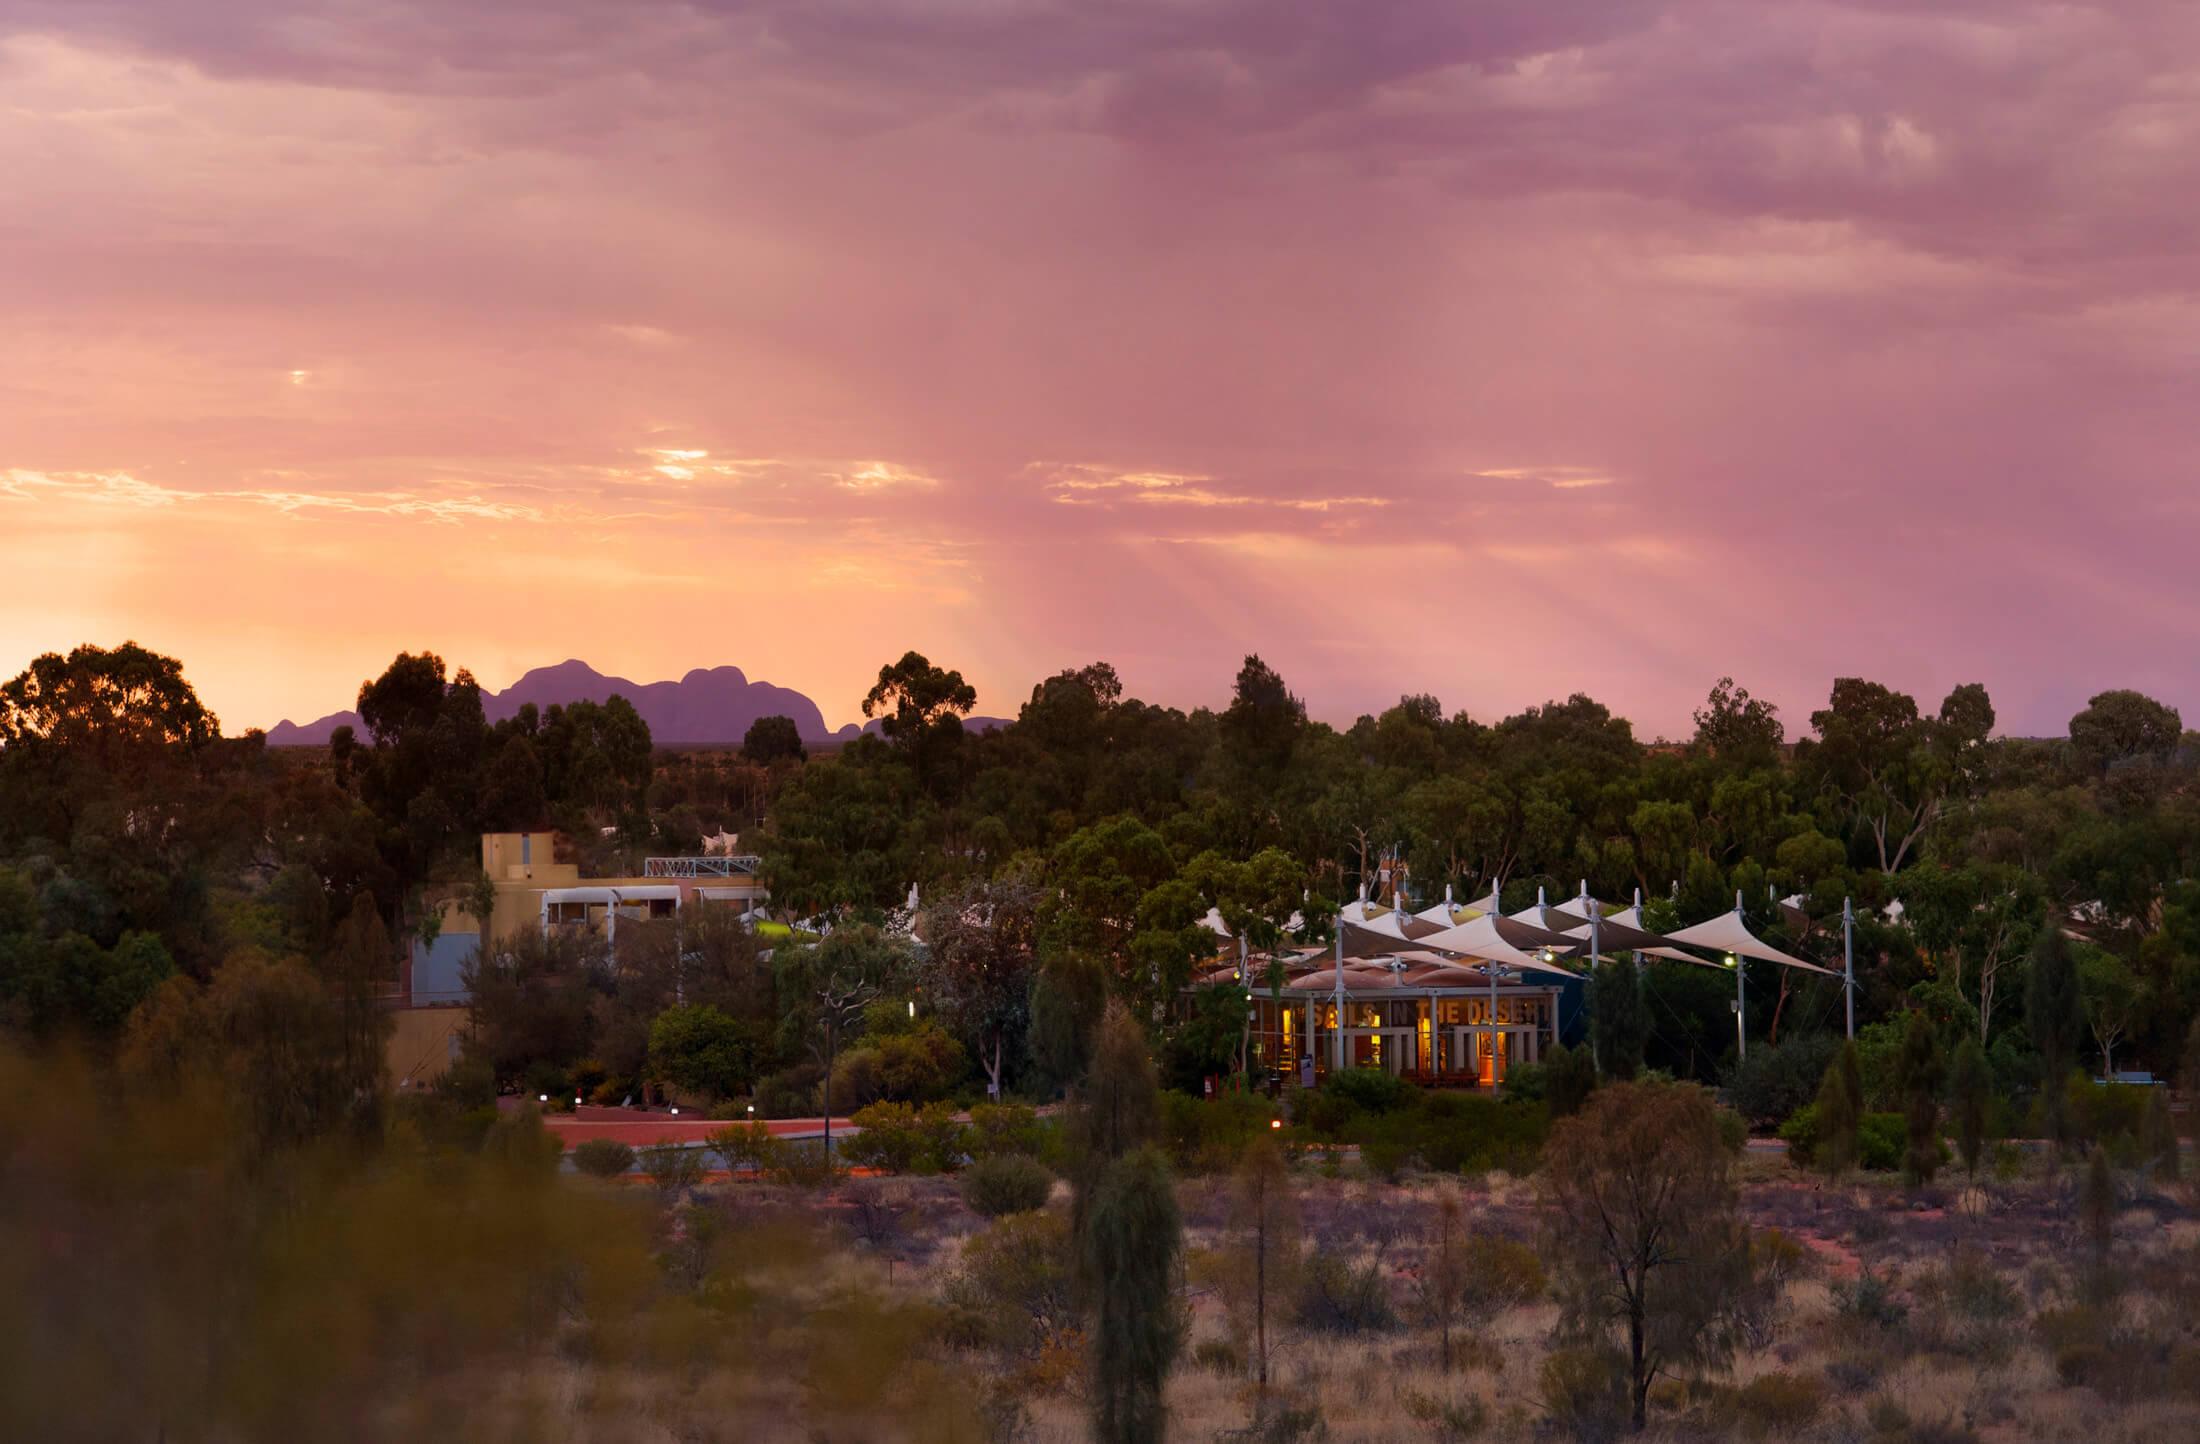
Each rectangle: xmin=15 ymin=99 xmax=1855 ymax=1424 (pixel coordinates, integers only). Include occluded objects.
xmin=3 ymin=0 xmax=2197 ymax=740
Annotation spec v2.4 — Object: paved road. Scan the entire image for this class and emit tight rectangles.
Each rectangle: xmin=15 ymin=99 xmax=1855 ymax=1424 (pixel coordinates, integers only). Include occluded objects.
xmin=541 ymin=1105 xmax=855 ymax=1150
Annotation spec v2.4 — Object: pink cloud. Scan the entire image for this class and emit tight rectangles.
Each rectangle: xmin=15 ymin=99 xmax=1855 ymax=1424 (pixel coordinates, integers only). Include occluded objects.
xmin=1 ymin=0 xmax=2195 ymax=737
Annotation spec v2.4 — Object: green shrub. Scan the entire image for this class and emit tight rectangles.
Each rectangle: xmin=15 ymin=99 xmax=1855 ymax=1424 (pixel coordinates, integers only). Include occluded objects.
xmin=1725 ymin=1034 xmax=1841 ymax=1127
xmin=914 ymin=1100 xmax=967 ymax=1171
xmin=753 ymin=1063 xmax=821 ymax=1119
xmin=842 ymin=1101 xmax=924 ymax=1172
xmin=1458 ymin=1232 xmax=1546 ymax=1311
xmin=828 ymin=1020 xmax=967 ymax=1107
xmin=968 ymin=1101 xmax=1046 ymax=1159
xmin=1501 ymin=1059 xmax=1547 ymax=1104
xmin=1373 ymin=1092 xmax=1548 ymax=1176
xmin=1834 ymin=1267 xmax=1908 ymax=1331
xmin=1159 ymin=1088 xmax=1282 ymax=1171
xmin=705 ymin=1121 xmax=784 ymax=1176
xmin=1714 ymin=1104 xmax=1748 ymax=1154
xmin=571 ymin=1138 xmax=635 ymax=1178
xmin=1305 ymin=1067 xmax=1414 ymax=1131
xmin=842 ymin=1099 xmax=966 ymax=1173
xmin=1857 ymin=1112 xmax=1906 ymax=1171
xmin=522 ymin=1059 xmax=571 ymax=1103
xmin=2067 ymin=1078 xmax=2149 ymax=1152
xmin=638 ymin=1143 xmax=704 ymax=1192
xmin=435 ymin=1055 xmax=496 ymax=1110
xmin=942 ymin=1209 xmax=1077 ymax=1356
xmin=1544 ymin=1043 xmax=1599 ymax=1118
xmin=1779 ymin=1103 xmax=1821 ymax=1166
xmin=962 ymin=1153 xmax=1056 ymax=1218
xmin=1294 ymin=1250 xmax=1396 ymax=1334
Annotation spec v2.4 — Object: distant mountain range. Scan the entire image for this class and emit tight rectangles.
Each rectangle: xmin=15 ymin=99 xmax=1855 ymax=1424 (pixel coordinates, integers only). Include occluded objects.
xmin=263 ymin=659 xmax=1010 ymax=747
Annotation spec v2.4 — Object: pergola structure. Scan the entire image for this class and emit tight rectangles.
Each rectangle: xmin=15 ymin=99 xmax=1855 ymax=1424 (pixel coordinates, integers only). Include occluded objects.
xmin=1190 ymin=878 xmax=1854 ymax=1087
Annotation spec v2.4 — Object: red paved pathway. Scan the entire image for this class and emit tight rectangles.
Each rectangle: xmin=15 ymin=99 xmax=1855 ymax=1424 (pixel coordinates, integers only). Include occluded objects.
xmin=540 ymin=1105 xmax=854 ymax=1150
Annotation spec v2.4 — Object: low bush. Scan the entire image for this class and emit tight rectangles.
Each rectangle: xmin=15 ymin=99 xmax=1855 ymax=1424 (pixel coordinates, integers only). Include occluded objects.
xmin=1159 ymin=1088 xmax=1282 ymax=1171
xmin=638 ymin=1143 xmax=704 ymax=1193
xmin=522 ymin=1059 xmax=572 ymax=1103
xmin=828 ymin=1020 xmax=967 ymax=1107
xmin=1834 ymin=1267 xmax=1909 ymax=1332
xmin=753 ymin=1063 xmax=821 ymax=1120
xmin=1915 ymin=1247 xmax=2024 ymax=1361
xmin=1725 ymin=1034 xmax=1841 ymax=1128
xmin=962 ymin=1153 xmax=1055 ymax=1218
xmin=480 ymin=1104 xmax=563 ymax=1177
xmin=1732 ymin=1371 xmax=1825 ymax=1435
xmin=1458 ymin=1232 xmax=1546 ymax=1312
xmin=1783 ymin=1104 xmax=1908 ymax=1171
xmin=942 ymin=1210 xmax=1077 ymax=1357
xmin=1359 ymin=1092 xmax=1549 ymax=1176
xmin=842 ymin=1100 xmax=967 ymax=1174
xmin=1301 ymin=1067 xmax=1416 ymax=1135
xmin=571 ymin=1138 xmax=635 ymax=1178
xmin=705 ymin=1121 xmax=784 ymax=1177
xmin=967 ymin=1101 xmax=1046 ymax=1159
xmin=1295 ymin=1250 xmax=1396 ymax=1334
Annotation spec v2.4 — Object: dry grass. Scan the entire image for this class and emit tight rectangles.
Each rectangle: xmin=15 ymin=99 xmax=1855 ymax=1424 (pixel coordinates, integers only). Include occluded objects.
xmin=331 ymin=1162 xmax=2200 ymax=1442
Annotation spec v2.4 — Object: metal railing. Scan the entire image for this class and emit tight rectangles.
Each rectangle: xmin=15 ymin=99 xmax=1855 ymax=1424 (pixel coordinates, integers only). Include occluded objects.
xmin=642 ymin=855 xmax=764 ymax=878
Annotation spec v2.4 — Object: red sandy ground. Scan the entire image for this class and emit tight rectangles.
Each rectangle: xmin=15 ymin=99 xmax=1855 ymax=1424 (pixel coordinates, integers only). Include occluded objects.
xmin=541 ymin=1105 xmax=854 ymax=1151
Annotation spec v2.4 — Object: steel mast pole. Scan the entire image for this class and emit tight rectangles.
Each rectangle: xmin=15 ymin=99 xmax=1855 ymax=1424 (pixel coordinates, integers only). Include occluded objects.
xmin=1733 ymin=889 xmax=1747 ymax=1063
xmin=1842 ymin=896 xmax=1856 ymax=1041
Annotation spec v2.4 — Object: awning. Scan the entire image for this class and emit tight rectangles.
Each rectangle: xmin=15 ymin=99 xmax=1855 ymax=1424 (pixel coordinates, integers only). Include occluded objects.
xmin=1412 ymin=914 xmax=1579 ymax=976
xmin=1664 ymin=908 xmax=1837 ymax=975
xmin=1553 ymin=903 xmax=1709 ymax=966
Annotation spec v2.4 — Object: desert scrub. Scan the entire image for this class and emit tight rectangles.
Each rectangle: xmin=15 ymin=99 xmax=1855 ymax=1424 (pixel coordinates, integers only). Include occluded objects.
xmin=961 ymin=1153 xmax=1055 ymax=1218
xmin=571 ymin=1138 xmax=635 ymax=1178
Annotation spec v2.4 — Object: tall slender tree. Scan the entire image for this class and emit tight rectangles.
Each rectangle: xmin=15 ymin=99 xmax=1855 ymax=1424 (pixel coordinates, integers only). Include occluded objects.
xmin=1813 ymin=1042 xmax=1864 ymax=1180
xmin=1070 ymin=1001 xmax=1181 ymax=1444
xmin=1896 ymin=1011 xmax=1945 ymax=1186
xmin=1949 ymin=1034 xmax=1991 ymax=1178
xmin=2027 ymin=924 xmax=2082 ymax=1155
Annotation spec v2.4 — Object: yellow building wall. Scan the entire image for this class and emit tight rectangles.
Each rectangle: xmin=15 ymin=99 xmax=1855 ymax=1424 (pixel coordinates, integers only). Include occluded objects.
xmin=388 ymin=1005 xmax=469 ymax=1087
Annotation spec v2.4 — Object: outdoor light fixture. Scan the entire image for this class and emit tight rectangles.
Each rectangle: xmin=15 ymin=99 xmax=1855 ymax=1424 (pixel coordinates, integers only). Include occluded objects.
xmin=1270 ymin=1119 xmax=1283 ymax=1131
xmin=746 ymin=1103 xmax=755 ymax=1116
xmin=908 ymin=999 xmax=916 ymax=1018
xmin=538 ymin=1093 xmax=547 ymax=1102
xmin=671 ymin=1107 xmax=680 ymax=1116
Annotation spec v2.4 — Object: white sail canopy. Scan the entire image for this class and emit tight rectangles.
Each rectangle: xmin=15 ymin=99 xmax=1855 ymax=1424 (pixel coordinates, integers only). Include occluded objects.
xmin=1663 ymin=909 xmax=1836 ymax=975
xmin=1413 ymin=914 xmax=1570 ymax=974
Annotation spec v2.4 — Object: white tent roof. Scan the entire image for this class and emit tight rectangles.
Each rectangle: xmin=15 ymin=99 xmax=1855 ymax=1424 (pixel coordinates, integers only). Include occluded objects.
xmin=1346 ymin=910 xmax=1422 ymax=944
xmin=1413 ymin=914 xmax=1571 ymax=974
xmin=1663 ymin=909 xmax=1836 ymax=975
xmin=1201 ymin=906 xmax=1233 ymax=939
xmin=1556 ymin=903 xmax=1710 ymax=966
xmin=1412 ymin=885 xmax=1480 ymax=929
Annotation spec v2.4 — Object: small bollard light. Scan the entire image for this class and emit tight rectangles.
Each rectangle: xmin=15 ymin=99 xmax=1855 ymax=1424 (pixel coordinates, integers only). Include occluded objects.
xmin=538 ymin=1093 xmax=548 ymax=1103
xmin=1270 ymin=1118 xmax=1282 ymax=1131
xmin=671 ymin=1106 xmax=680 ymax=1116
